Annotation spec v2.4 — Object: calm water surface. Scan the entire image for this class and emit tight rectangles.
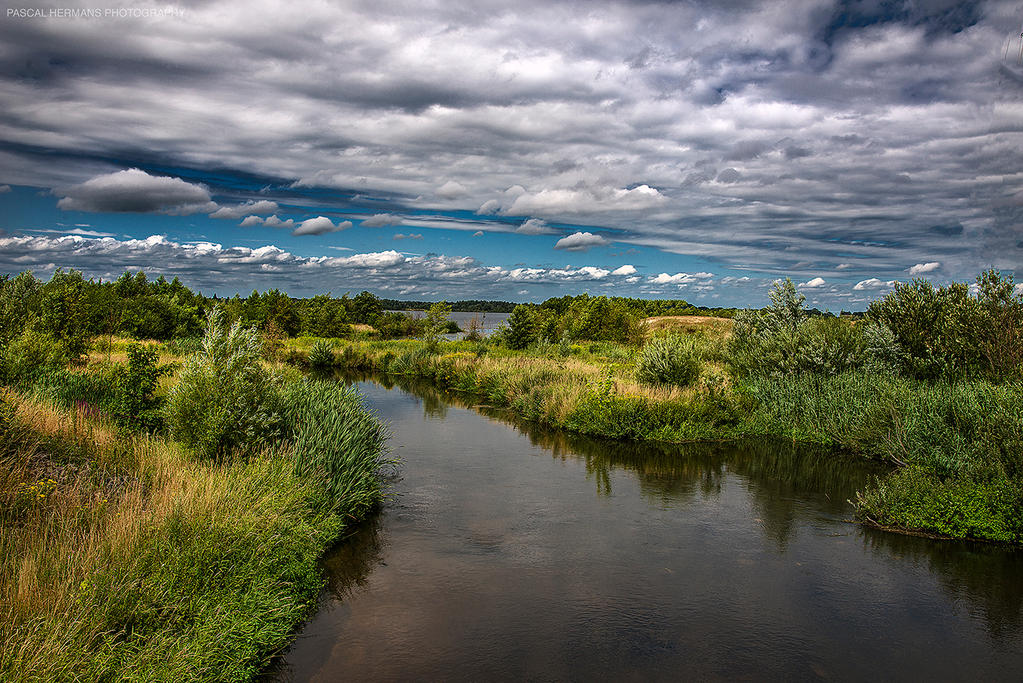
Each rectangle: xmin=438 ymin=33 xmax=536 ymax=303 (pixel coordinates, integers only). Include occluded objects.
xmin=277 ymin=378 xmax=1023 ymax=681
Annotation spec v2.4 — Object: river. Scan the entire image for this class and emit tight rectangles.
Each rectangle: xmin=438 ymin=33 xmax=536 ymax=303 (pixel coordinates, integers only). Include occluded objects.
xmin=275 ymin=377 xmax=1023 ymax=681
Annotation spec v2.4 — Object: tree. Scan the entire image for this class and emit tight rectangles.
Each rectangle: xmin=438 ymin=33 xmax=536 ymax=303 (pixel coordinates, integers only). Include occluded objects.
xmin=350 ymin=291 xmax=382 ymax=324
xmin=765 ymin=278 xmax=805 ymax=334
xmin=505 ymin=304 xmax=537 ymax=350
xmin=973 ymin=269 xmax=1023 ymax=380
xmin=37 ymin=269 xmax=91 ymax=358
xmin=0 ymin=271 xmax=41 ymax=348
xmin=422 ymin=300 xmax=452 ymax=350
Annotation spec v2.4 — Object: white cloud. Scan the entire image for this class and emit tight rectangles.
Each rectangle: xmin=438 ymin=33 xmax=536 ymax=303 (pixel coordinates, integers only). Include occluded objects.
xmin=553 ymin=231 xmax=608 ymax=251
xmin=26 ymin=227 xmax=115 ymax=238
xmin=325 ymin=250 xmax=406 ymax=268
xmin=650 ymin=271 xmax=713 ymax=285
xmin=239 ymin=215 xmax=264 ymax=227
xmin=56 ymin=169 xmax=216 ymax=215
xmin=472 ymin=230 xmax=484 ymax=237
xmin=502 ymin=185 xmax=667 ymax=218
xmin=853 ymin=278 xmax=896 ymax=290
xmin=361 ymin=214 xmax=403 ymax=228
xmin=612 ymin=264 xmax=636 ymax=276
xmin=209 ymin=200 xmax=279 ymax=220
xmin=836 ymin=263 xmax=853 ymax=270
xmin=476 ymin=200 xmax=501 ymax=215
xmin=293 ymin=216 xmax=352 ymax=236
xmin=909 ymin=262 xmax=941 ymax=275
xmin=800 ymin=277 xmax=826 ymax=288
xmin=0 ymin=185 xmax=10 ymax=193
xmin=262 ymin=215 xmax=296 ymax=229
xmin=436 ymin=180 xmax=468 ymax=199
xmin=515 ymin=218 xmax=556 ymax=235
xmin=393 ymin=233 xmax=423 ymax=240
xmin=576 ymin=266 xmax=610 ymax=279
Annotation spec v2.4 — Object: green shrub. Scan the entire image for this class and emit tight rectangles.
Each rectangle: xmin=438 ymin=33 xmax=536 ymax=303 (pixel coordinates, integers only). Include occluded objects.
xmin=109 ymin=344 xmax=171 ymax=432
xmin=375 ymin=312 xmax=425 ymax=339
xmin=636 ymin=335 xmax=702 ymax=388
xmin=0 ymin=327 xmax=70 ymax=385
xmin=165 ymin=309 xmax=286 ymax=459
xmin=727 ymin=290 xmax=867 ymax=378
xmin=503 ymin=304 xmax=538 ymax=350
xmin=307 ymin=339 xmax=337 ymax=370
xmin=856 ymin=468 xmax=1023 ymax=543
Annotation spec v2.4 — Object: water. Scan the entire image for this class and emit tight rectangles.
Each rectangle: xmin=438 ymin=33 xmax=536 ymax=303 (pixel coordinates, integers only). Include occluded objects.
xmin=276 ymin=378 xmax=1023 ymax=681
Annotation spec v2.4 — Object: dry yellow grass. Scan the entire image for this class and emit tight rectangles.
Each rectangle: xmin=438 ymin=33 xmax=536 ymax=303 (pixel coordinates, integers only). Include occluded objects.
xmin=1 ymin=392 xmax=179 ymax=625
xmin=642 ymin=315 xmax=733 ymax=338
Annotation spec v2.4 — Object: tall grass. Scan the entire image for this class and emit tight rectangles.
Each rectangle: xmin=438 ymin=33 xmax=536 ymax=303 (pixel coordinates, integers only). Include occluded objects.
xmin=1 ymin=315 xmax=395 ymax=678
xmin=282 ymin=380 xmax=392 ymax=519
xmin=0 ymin=389 xmax=361 ymax=680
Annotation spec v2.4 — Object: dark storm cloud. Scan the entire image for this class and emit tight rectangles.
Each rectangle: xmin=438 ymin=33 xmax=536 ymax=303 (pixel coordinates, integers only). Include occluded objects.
xmin=56 ymin=169 xmax=217 ymax=214
xmin=0 ymin=0 xmax=1021 ymax=305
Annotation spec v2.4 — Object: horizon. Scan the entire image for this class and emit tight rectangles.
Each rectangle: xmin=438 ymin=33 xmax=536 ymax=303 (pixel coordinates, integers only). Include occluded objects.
xmin=1 ymin=1 xmax=1022 ymax=310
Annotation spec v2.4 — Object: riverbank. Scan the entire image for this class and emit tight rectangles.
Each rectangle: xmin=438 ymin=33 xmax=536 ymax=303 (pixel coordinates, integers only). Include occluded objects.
xmin=0 ymin=326 xmax=390 ymax=679
xmin=294 ymin=337 xmax=1023 ymax=545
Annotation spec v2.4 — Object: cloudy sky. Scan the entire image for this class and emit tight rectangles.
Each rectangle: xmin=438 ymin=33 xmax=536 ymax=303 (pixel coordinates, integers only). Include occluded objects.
xmin=1 ymin=0 xmax=1022 ymax=307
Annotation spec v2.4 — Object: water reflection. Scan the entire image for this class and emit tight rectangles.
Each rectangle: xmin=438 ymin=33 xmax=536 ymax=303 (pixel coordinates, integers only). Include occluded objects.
xmin=319 ymin=517 xmax=384 ymax=602
xmin=282 ymin=372 xmax=1023 ymax=680
xmin=861 ymin=530 xmax=1023 ymax=640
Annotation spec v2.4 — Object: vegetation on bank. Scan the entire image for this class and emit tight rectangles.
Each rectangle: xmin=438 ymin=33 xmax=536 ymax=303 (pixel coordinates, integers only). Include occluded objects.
xmin=1 ymin=263 xmax=1020 ymax=575
xmin=288 ymin=272 xmax=1023 ymax=544
xmin=0 ymin=295 xmax=391 ymax=679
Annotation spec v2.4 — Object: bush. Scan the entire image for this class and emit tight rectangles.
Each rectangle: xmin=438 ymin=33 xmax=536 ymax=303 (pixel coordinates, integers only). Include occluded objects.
xmin=0 ymin=327 xmax=70 ymax=385
xmin=109 ymin=344 xmax=171 ymax=432
xmin=375 ymin=312 xmax=425 ymax=340
xmin=165 ymin=309 xmax=286 ymax=459
xmin=503 ymin=305 xmax=538 ymax=350
xmin=727 ymin=280 xmax=866 ymax=377
xmin=856 ymin=468 xmax=1023 ymax=543
xmin=636 ymin=335 xmax=702 ymax=388
xmin=307 ymin=339 xmax=337 ymax=370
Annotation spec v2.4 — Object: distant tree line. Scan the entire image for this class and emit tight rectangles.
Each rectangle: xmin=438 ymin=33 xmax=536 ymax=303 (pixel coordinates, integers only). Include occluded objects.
xmin=0 ymin=269 xmax=397 ymax=348
xmin=379 ymin=299 xmax=518 ymax=313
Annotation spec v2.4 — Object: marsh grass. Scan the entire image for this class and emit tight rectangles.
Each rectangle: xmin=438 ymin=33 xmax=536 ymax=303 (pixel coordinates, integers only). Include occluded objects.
xmin=1 ymin=315 xmax=393 ymax=679
xmin=283 ymin=380 xmax=392 ymax=519
xmin=0 ymin=386 xmax=366 ymax=681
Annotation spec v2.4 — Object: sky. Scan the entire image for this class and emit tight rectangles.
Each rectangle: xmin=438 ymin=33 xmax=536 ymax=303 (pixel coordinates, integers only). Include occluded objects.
xmin=1 ymin=0 xmax=1022 ymax=308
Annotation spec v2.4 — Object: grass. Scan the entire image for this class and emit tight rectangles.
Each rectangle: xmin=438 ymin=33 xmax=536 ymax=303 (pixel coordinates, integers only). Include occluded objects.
xmin=1 ymin=342 xmax=390 ymax=679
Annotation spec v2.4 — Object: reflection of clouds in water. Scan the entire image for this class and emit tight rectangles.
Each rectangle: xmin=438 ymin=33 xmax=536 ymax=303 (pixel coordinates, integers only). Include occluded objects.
xmin=302 ymin=375 xmax=1023 ymax=675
